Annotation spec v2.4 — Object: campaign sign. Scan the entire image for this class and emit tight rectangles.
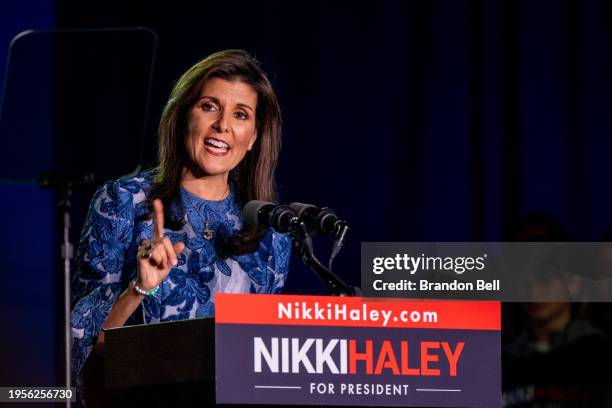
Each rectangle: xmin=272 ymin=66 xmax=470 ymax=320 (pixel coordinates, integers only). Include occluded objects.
xmin=215 ymin=294 xmax=500 ymax=407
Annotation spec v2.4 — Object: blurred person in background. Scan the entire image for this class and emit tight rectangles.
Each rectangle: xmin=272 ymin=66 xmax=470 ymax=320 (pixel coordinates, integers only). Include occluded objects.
xmin=502 ymin=214 xmax=611 ymax=407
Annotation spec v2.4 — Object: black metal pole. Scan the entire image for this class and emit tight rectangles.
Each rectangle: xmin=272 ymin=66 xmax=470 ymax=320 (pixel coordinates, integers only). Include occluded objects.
xmin=289 ymin=218 xmax=357 ymax=297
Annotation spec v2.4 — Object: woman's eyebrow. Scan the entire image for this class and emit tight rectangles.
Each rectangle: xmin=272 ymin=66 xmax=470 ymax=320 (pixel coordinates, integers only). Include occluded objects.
xmin=236 ymin=103 xmax=254 ymax=112
xmin=198 ymin=96 xmax=254 ymax=112
xmin=198 ymin=95 xmax=219 ymax=103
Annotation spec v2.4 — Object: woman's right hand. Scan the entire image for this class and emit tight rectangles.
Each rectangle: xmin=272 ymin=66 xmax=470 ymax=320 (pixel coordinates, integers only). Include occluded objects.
xmin=136 ymin=199 xmax=185 ymax=292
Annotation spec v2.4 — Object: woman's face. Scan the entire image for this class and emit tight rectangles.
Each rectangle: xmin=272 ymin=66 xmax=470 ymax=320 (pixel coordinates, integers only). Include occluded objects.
xmin=184 ymin=77 xmax=258 ymax=181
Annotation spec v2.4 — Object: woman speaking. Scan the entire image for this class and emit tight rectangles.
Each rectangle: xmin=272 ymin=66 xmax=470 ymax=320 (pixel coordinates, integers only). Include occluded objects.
xmin=70 ymin=50 xmax=291 ymax=395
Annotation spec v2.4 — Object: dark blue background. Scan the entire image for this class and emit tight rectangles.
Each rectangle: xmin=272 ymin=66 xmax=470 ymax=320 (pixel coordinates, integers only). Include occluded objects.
xmin=2 ymin=0 xmax=612 ymax=389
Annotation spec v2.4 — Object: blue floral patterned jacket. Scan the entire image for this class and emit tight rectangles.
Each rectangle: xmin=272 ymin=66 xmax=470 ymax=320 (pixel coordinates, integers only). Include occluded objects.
xmin=70 ymin=170 xmax=291 ymax=398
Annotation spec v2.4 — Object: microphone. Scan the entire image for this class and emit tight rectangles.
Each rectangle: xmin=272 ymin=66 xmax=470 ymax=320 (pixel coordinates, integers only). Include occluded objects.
xmin=288 ymin=202 xmax=342 ymax=235
xmin=244 ymin=200 xmax=356 ymax=296
xmin=289 ymin=202 xmax=349 ymax=269
xmin=242 ymin=200 xmax=297 ymax=233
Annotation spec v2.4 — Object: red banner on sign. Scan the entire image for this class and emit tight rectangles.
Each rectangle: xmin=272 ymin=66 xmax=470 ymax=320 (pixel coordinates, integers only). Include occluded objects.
xmin=216 ymin=294 xmax=500 ymax=330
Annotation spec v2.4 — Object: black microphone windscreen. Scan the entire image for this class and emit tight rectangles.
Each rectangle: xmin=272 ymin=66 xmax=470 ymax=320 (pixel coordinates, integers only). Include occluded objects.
xmin=242 ymin=200 xmax=274 ymax=227
xmin=289 ymin=202 xmax=317 ymax=218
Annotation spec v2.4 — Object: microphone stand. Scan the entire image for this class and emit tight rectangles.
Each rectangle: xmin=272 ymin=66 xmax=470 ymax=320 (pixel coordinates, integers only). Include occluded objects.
xmin=288 ymin=218 xmax=358 ymax=296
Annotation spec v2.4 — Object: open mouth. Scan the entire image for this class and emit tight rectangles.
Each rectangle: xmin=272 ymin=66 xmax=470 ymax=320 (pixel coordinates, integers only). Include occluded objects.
xmin=204 ymin=137 xmax=230 ymax=156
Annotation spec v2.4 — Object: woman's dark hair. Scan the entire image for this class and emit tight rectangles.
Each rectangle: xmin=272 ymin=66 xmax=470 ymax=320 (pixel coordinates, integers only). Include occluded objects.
xmin=150 ymin=49 xmax=282 ymax=254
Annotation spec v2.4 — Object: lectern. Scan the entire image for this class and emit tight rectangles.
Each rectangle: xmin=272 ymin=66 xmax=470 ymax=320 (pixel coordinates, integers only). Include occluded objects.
xmin=82 ymin=295 xmax=501 ymax=407
xmin=83 ymin=318 xmax=215 ymax=407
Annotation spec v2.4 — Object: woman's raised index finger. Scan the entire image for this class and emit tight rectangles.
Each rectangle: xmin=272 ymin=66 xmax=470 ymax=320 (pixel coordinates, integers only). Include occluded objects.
xmin=153 ymin=199 xmax=165 ymax=239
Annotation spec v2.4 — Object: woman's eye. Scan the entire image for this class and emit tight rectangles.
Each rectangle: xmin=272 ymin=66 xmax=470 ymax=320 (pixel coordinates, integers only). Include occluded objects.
xmin=234 ymin=111 xmax=248 ymax=120
xmin=202 ymin=102 xmax=217 ymax=112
